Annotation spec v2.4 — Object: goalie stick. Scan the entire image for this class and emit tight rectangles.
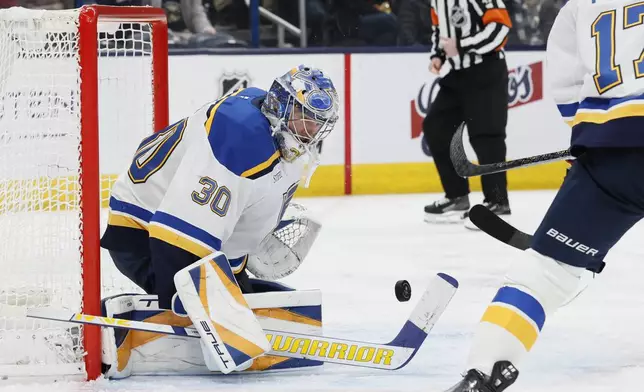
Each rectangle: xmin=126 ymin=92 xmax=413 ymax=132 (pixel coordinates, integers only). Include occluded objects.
xmin=0 ymin=272 xmax=458 ymax=371
xmin=449 ymin=122 xmax=573 ymax=178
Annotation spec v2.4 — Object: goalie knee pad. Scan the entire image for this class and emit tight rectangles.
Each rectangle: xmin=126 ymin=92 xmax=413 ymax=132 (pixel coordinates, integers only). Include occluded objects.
xmin=467 ymin=249 xmax=586 ymax=375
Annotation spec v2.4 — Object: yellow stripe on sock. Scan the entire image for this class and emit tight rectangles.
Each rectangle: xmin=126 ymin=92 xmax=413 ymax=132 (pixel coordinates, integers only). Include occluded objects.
xmin=481 ymin=305 xmax=539 ymax=351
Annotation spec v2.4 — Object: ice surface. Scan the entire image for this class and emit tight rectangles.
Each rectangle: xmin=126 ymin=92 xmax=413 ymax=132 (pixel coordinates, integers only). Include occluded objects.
xmin=2 ymin=190 xmax=644 ymax=392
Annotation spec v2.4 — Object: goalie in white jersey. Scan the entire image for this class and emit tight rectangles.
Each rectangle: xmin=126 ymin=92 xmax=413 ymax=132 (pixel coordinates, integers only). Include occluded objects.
xmin=444 ymin=1 xmax=644 ymax=391
xmin=100 ymin=65 xmax=339 ymax=373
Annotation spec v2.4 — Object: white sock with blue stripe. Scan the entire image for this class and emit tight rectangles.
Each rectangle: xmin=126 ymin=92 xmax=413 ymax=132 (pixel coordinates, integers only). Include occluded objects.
xmin=466 ymin=249 xmax=585 ymax=375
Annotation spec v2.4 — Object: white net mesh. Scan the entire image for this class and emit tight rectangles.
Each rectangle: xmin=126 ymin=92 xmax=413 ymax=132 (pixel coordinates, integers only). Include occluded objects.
xmin=0 ymin=7 xmax=157 ymax=378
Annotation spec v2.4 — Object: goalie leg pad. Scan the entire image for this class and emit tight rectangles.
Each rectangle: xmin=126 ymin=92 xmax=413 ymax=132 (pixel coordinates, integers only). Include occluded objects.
xmin=173 ymin=252 xmax=270 ymax=373
xmin=101 ymin=294 xmax=195 ymax=379
xmin=466 ymin=249 xmax=585 ymax=375
xmin=101 ymin=287 xmax=323 ymax=378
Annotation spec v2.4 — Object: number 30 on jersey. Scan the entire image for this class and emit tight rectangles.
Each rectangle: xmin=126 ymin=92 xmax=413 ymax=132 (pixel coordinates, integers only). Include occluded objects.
xmin=592 ymin=2 xmax=644 ymax=94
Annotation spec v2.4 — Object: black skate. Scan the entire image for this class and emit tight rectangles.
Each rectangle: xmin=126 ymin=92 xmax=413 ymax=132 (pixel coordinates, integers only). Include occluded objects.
xmin=444 ymin=361 xmax=518 ymax=392
xmin=424 ymin=195 xmax=470 ymax=224
xmin=463 ymin=201 xmax=511 ymax=231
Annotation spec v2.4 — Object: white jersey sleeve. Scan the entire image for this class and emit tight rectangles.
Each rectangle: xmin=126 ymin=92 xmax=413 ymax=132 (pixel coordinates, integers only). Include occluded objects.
xmin=546 ymin=0 xmax=584 ymax=124
xmin=546 ymin=0 xmax=644 ymax=147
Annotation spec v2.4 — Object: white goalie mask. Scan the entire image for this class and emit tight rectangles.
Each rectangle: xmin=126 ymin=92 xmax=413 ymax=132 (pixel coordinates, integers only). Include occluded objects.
xmin=261 ymin=65 xmax=340 ymax=188
xmin=247 ymin=203 xmax=321 ymax=280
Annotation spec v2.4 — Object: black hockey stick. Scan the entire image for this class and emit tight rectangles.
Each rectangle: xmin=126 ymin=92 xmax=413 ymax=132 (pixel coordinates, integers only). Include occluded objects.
xmin=468 ymin=204 xmax=605 ymax=273
xmin=467 ymin=204 xmax=532 ymax=250
xmin=449 ymin=122 xmax=573 ymax=178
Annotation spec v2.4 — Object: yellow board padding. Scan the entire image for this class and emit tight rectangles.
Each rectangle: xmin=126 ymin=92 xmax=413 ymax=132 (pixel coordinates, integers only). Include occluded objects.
xmin=294 ymin=164 xmax=346 ymax=197
xmin=0 ymin=174 xmax=118 ymax=213
xmin=294 ymin=160 xmax=569 ymax=197
xmin=350 ymin=161 xmax=569 ymax=195
xmin=0 ymin=160 xmax=568 ymax=213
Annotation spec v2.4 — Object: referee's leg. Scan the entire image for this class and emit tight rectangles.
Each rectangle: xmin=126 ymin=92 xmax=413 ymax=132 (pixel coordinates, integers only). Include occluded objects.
xmin=422 ymin=81 xmax=468 ymax=199
xmin=463 ymin=58 xmax=509 ymax=205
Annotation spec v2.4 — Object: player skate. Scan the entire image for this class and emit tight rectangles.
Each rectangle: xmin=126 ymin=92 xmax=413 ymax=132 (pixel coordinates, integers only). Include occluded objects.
xmin=424 ymin=195 xmax=470 ymax=223
xmin=443 ymin=361 xmax=518 ymax=392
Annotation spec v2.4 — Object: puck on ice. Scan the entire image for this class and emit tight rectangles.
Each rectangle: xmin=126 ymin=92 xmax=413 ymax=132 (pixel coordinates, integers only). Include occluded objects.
xmin=395 ymin=280 xmax=411 ymax=302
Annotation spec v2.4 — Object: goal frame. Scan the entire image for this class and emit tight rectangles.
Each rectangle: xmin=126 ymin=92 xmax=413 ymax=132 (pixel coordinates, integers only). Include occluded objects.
xmin=77 ymin=5 xmax=168 ymax=380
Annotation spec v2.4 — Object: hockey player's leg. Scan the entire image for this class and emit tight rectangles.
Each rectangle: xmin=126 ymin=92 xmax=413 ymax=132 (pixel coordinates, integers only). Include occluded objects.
xmin=173 ymin=251 xmax=270 ymax=373
xmin=464 ymin=58 xmax=509 ymax=209
xmin=423 ymin=81 xmax=470 ymax=222
xmin=465 ymin=249 xmax=584 ymax=377
xmin=447 ymin=149 xmax=644 ymax=391
xmin=108 ymin=249 xmax=155 ymax=294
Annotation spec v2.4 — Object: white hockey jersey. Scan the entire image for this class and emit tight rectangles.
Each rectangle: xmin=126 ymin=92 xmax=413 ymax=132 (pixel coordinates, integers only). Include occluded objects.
xmin=101 ymin=88 xmax=304 ymax=279
xmin=547 ymin=0 xmax=644 ymax=147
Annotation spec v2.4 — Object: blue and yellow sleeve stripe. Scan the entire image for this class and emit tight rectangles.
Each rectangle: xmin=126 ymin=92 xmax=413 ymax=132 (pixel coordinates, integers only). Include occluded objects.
xmin=562 ymin=94 xmax=644 ymax=128
xmin=480 ymin=286 xmax=545 ymax=351
xmin=557 ymin=102 xmax=579 ymax=127
xmin=148 ymin=211 xmax=222 ymax=258
xmin=107 ymin=197 xmax=153 ymax=230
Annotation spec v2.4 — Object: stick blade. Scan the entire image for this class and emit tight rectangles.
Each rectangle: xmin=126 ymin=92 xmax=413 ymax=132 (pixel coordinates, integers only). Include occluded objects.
xmin=386 ymin=273 xmax=458 ymax=369
xmin=468 ymin=205 xmax=532 ymax=250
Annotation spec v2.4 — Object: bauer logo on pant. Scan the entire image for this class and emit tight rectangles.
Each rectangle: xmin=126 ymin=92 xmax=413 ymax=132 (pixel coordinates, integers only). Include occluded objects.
xmin=546 ymin=228 xmax=598 ymax=256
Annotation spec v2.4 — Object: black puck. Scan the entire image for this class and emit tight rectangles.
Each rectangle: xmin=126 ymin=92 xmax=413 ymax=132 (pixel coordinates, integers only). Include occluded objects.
xmin=395 ymin=280 xmax=412 ymax=302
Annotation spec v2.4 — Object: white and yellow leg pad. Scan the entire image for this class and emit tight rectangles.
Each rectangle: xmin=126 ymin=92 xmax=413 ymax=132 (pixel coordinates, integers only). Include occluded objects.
xmin=173 ymin=252 xmax=271 ymax=373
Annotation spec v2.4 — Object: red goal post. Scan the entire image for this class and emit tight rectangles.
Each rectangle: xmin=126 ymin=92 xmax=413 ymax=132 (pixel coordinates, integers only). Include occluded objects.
xmin=0 ymin=5 xmax=168 ymax=381
xmin=78 ymin=5 xmax=168 ymax=380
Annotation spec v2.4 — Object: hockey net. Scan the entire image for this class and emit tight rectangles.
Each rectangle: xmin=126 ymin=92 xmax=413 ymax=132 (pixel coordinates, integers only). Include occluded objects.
xmin=0 ymin=6 xmax=168 ymax=380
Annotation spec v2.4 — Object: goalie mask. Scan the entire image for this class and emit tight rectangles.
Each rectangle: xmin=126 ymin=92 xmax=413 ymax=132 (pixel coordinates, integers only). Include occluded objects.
xmin=247 ymin=203 xmax=321 ymax=280
xmin=261 ymin=65 xmax=340 ymax=187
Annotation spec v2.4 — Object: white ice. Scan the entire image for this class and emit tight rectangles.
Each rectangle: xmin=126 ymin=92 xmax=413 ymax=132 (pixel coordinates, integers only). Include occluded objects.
xmin=2 ymin=190 xmax=644 ymax=392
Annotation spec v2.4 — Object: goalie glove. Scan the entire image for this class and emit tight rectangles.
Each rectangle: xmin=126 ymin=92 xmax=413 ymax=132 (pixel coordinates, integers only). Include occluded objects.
xmin=247 ymin=203 xmax=321 ymax=280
